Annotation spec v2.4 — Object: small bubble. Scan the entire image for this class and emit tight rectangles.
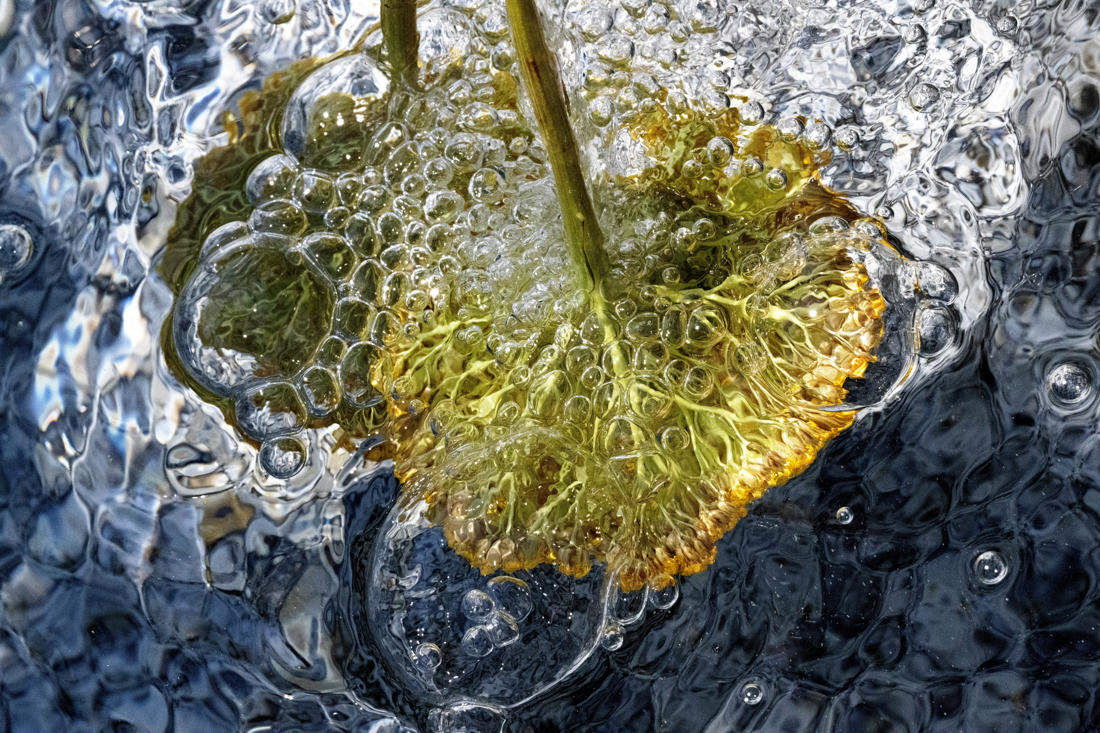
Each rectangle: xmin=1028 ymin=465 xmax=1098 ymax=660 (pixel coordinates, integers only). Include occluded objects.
xmin=917 ymin=306 xmax=956 ymax=356
xmin=0 ymin=224 xmax=33 ymax=273
xmin=741 ymin=157 xmax=763 ymax=177
xmin=601 ymin=623 xmax=625 ymax=651
xmin=445 ymin=132 xmax=483 ymax=171
xmin=461 ymin=589 xmax=496 ymax=621
xmin=973 ymin=550 xmax=1008 ymax=586
xmin=486 ymin=612 xmax=520 ymax=647
xmin=836 ymin=506 xmax=854 ymax=525
xmin=681 ymin=159 xmax=704 ymax=178
xmin=996 ymin=15 xmax=1018 ymax=33
xmin=693 ymin=218 xmax=716 ymax=240
xmin=487 ymin=576 xmax=533 ymax=621
xmin=595 ymin=33 xmax=634 ymax=67
xmin=648 ymin=576 xmax=679 ymax=609
xmin=611 ymin=583 xmax=648 ymax=625
xmin=803 ymin=121 xmax=831 ymax=150
xmin=1047 ymin=363 xmax=1092 ymax=406
xmin=707 ymin=68 xmax=731 ymax=89
xmin=739 ymin=678 xmax=765 ymax=706
xmin=808 ymin=216 xmax=849 ymax=234
xmin=904 ymin=23 xmax=927 ymax=43
xmin=909 ymin=82 xmax=941 ymax=111
xmin=259 ymin=436 xmax=307 ymax=479
xmin=461 ymin=626 xmax=495 ymax=657
xmin=412 ymin=642 xmax=442 ymax=675
xmin=765 ymin=169 xmax=788 ymax=190
xmin=732 ymin=342 xmax=765 ymax=375
xmin=245 ymin=154 xmax=298 ymax=205
xmin=590 ymin=96 xmax=614 ymax=127
xmin=294 ymin=170 xmax=336 ymax=213
xmin=658 ymin=426 xmax=690 ymax=452
xmin=468 ymin=168 xmax=506 ymax=203
xmin=581 ymin=365 xmax=605 ymax=389
xmin=739 ymin=101 xmax=764 ymax=125
xmin=834 ymin=126 xmax=860 ymax=151
xmin=706 ymin=136 xmax=734 ymax=167
xmin=776 ymin=117 xmax=802 ymax=141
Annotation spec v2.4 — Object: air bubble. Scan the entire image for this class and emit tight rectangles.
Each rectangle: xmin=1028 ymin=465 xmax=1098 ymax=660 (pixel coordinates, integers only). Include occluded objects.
xmin=808 ymin=216 xmax=848 ymax=234
xmin=601 ymin=623 xmax=625 ymax=651
xmin=909 ymin=82 xmax=941 ymax=111
xmin=245 ymin=154 xmax=299 ymax=205
xmin=917 ymin=263 xmax=957 ymax=302
xmin=804 ymin=121 xmax=831 ymax=150
xmin=300 ymin=366 xmax=341 ymax=416
xmin=294 ymin=171 xmax=336 ymax=213
xmin=904 ymin=23 xmax=927 ymax=43
xmin=917 ymin=306 xmax=956 ymax=356
xmin=681 ymin=159 xmax=704 ymax=178
xmin=461 ymin=589 xmax=496 ymax=621
xmin=834 ymin=126 xmax=860 ymax=150
xmin=765 ymin=169 xmax=788 ymax=190
xmin=739 ymin=678 xmax=765 ymax=705
xmin=424 ymin=157 xmax=454 ymax=188
xmin=461 ymin=626 xmax=495 ymax=657
xmin=412 ymin=642 xmax=442 ymax=675
xmin=596 ymin=34 xmax=634 ymax=67
xmin=249 ymin=200 xmax=308 ymax=236
xmin=776 ymin=117 xmax=802 ymax=141
xmin=706 ymin=136 xmax=734 ymax=167
xmin=0 ymin=224 xmax=33 ymax=274
xmin=468 ymin=168 xmax=506 ymax=203
xmin=739 ymin=101 xmax=764 ymax=125
xmin=445 ymin=133 xmax=483 ymax=171
xmin=741 ymin=157 xmax=763 ymax=177
xmin=648 ymin=576 xmax=678 ymax=609
xmin=973 ymin=550 xmax=1008 ymax=586
xmin=235 ymin=383 xmax=307 ymax=440
xmin=1047 ymin=362 xmax=1092 ymax=406
xmin=487 ymin=576 xmax=533 ymax=621
xmin=836 ymin=506 xmax=854 ymax=525
xmin=611 ymin=584 xmax=648 ymax=625
xmin=425 ymin=190 xmax=464 ymax=223
xmin=259 ymin=436 xmax=307 ymax=479
xmin=731 ymin=342 xmax=765 ymax=375
xmin=693 ymin=218 xmax=716 ymax=240
xmin=486 ymin=612 xmax=520 ymax=647
xmin=658 ymin=426 xmax=690 ymax=452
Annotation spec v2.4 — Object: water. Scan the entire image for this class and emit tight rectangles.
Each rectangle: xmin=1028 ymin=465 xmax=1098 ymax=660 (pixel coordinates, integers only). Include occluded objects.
xmin=0 ymin=0 xmax=1098 ymax=731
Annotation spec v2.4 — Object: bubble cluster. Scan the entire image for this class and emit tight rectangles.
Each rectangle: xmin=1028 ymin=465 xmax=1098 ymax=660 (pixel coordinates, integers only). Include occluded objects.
xmin=163 ymin=0 xmax=924 ymax=589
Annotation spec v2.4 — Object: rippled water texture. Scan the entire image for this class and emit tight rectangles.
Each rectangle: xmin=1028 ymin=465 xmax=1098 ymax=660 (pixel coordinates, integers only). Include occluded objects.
xmin=1 ymin=0 xmax=1099 ymax=730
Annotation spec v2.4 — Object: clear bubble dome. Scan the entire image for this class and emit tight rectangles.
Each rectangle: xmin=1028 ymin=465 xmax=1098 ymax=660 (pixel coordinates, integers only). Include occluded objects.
xmin=366 ymin=497 xmax=611 ymax=708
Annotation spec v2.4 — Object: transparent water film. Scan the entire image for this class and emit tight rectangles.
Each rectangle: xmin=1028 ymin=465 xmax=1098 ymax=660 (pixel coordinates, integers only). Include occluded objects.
xmin=366 ymin=497 xmax=609 ymax=708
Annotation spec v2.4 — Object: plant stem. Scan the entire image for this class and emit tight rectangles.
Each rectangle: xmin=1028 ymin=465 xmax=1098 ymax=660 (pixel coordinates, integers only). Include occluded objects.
xmin=505 ymin=0 xmax=612 ymax=302
xmin=382 ymin=0 xmax=419 ymax=89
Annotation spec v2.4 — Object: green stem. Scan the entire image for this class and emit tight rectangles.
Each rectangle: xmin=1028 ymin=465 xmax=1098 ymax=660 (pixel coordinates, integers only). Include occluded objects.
xmin=382 ymin=0 xmax=419 ymax=89
xmin=505 ymin=0 xmax=611 ymax=304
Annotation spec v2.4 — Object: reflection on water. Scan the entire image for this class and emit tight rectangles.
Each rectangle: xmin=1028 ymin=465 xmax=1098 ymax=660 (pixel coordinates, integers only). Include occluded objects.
xmin=0 ymin=0 xmax=1098 ymax=730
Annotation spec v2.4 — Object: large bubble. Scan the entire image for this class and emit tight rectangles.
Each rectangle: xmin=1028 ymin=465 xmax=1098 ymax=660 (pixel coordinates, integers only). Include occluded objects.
xmin=366 ymin=496 xmax=610 ymax=710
